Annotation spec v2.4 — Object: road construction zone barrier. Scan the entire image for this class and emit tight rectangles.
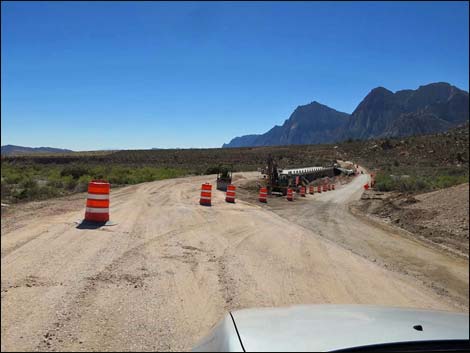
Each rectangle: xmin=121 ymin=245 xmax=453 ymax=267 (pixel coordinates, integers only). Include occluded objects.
xmin=200 ymin=183 xmax=212 ymax=206
xmin=300 ymin=186 xmax=306 ymax=197
xmin=309 ymin=185 xmax=314 ymax=194
xmin=225 ymin=184 xmax=236 ymax=203
xmin=259 ymin=187 xmax=268 ymax=203
xmin=287 ymin=188 xmax=294 ymax=201
xmin=327 ymin=184 xmax=331 ymax=191
xmin=332 ymin=184 xmax=336 ymax=190
xmin=317 ymin=186 xmax=322 ymax=193
xmin=323 ymin=184 xmax=328 ymax=192
xmin=85 ymin=180 xmax=110 ymax=222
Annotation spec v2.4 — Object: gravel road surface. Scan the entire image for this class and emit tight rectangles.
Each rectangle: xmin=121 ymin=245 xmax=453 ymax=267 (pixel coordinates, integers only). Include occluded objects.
xmin=1 ymin=172 xmax=467 ymax=351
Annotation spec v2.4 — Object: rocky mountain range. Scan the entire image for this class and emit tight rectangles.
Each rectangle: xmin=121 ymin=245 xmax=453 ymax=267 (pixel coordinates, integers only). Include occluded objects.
xmin=223 ymin=82 xmax=469 ymax=148
xmin=0 ymin=145 xmax=73 ymax=156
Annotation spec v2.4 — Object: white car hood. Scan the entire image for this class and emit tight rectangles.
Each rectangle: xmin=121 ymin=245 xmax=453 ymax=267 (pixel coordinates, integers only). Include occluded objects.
xmin=231 ymin=304 xmax=469 ymax=352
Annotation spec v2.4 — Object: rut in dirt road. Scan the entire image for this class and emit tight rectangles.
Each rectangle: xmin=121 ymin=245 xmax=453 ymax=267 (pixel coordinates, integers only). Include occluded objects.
xmin=1 ymin=172 xmax=467 ymax=352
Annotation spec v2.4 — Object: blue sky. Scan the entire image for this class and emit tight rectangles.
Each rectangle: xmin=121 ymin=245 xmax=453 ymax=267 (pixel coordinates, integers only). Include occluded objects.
xmin=2 ymin=1 xmax=468 ymax=150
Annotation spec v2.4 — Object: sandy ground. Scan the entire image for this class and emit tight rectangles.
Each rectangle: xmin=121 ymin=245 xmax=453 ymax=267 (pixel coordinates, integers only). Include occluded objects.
xmin=246 ymin=175 xmax=469 ymax=312
xmin=355 ymin=183 xmax=469 ymax=258
xmin=1 ymin=172 xmax=468 ymax=352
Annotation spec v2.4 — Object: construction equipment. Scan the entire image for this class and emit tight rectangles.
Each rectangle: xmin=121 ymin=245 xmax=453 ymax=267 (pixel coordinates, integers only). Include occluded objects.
xmin=216 ymin=165 xmax=233 ymax=191
xmin=263 ymin=155 xmax=343 ymax=195
xmin=265 ymin=155 xmax=289 ymax=195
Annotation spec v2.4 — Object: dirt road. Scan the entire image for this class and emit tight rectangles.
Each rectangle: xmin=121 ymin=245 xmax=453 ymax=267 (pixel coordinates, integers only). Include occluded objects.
xmin=1 ymin=172 xmax=468 ymax=351
xmin=256 ymin=173 xmax=469 ymax=309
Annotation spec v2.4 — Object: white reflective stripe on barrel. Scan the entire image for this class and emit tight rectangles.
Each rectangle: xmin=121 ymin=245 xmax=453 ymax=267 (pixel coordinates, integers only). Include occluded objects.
xmin=87 ymin=194 xmax=109 ymax=200
xmin=86 ymin=207 xmax=109 ymax=213
xmin=200 ymin=196 xmax=211 ymax=200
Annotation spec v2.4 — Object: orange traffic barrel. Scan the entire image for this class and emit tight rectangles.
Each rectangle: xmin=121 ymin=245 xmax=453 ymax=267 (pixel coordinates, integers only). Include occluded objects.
xmin=300 ymin=186 xmax=306 ymax=197
xmin=85 ymin=180 xmax=110 ymax=222
xmin=225 ymin=184 xmax=236 ymax=203
xmin=327 ymin=184 xmax=331 ymax=191
xmin=309 ymin=185 xmax=314 ymax=194
xmin=317 ymin=186 xmax=322 ymax=193
xmin=332 ymin=184 xmax=335 ymax=190
xmin=259 ymin=187 xmax=268 ymax=203
xmin=323 ymin=184 xmax=328 ymax=192
xmin=200 ymin=183 xmax=212 ymax=206
xmin=286 ymin=188 xmax=294 ymax=201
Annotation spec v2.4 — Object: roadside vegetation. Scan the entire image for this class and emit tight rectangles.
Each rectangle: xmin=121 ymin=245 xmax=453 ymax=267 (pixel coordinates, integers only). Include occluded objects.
xmin=2 ymin=124 xmax=468 ymax=203
xmin=355 ymin=125 xmax=469 ymax=193
xmin=374 ymin=172 xmax=468 ymax=193
xmin=1 ymin=162 xmax=188 ymax=203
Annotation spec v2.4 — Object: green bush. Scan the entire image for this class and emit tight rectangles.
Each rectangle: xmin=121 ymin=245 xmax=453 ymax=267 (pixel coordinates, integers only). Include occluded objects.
xmin=19 ymin=177 xmax=37 ymax=189
xmin=108 ymin=166 xmax=132 ymax=184
xmin=374 ymin=174 xmax=394 ymax=192
xmin=75 ymin=174 xmax=93 ymax=192
xmin=374 ymin=172 xmax=468 ymax=193
xmin=89 ymin=165 xmax=107 ymax=179
xmin=60 ymin=165 xmax=89 ymax=179
xmin=431 ymin=174 xmax=469 ymax=189
xmin=4 ymin=171 xmax=24 ymax=184
xmin=205 ymin=166 xmax=220 ymax=175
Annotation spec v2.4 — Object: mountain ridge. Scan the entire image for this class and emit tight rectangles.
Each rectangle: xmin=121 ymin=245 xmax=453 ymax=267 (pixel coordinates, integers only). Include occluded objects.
xmin=1 ymin=145 xmax=74 ymax=156
xmin=223 ymin=82 xmax=469 ymax=148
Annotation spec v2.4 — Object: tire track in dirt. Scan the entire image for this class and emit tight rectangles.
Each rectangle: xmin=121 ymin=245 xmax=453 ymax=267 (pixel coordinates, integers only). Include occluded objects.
xmin=1 ymin=172 xmax=466 ymax=352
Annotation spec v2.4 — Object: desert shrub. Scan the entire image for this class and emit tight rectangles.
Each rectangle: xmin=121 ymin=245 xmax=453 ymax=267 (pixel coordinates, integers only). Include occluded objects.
xmin=395 ymin=177 xmax=429 ymax=193
xmin=431 ymin=174 xmax=469 ymax=189
xmin=19 ymin=177 xmax=37 ymax=189
xmin=54 ymin=175 xmax=76 ymax=191
xmin=72 ymin=174 xmax=92 ymax=192
xmin=127 ymin=167 xmax=186 ymax=184
xmin=108 ymin=166 xmax=132 ymax=184
xmin=88 ymin=165 xmax=107 ymax=179
xmin=375 ymin=172 xmax=468 ymax=193
xmin=12 ymin=178 xmax=61 ymax=200
xmin=374 ymin=174 xmax=394 ymax=192
xmin=60 ymin=164 xmax=89 ymax=179
xmin=4 ymin=170 xmax=24 ymax=184
xmin=205 ymin=166 xmax=220 ymax=175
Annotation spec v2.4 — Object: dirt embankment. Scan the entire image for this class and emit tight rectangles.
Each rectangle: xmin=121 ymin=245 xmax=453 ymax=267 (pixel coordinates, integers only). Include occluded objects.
xmin=354 ymin=183 xmax=469 ymax=258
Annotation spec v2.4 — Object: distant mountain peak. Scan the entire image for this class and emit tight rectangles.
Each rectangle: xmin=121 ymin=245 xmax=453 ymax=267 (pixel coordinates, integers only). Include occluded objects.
xmin=223 ymin=82 xmax=469 ymax=148
xmin=1 ymin=145 xmax=73 ymax=156
xmin=224 ymin=100 xmax=349 ymax=148
xmin=419 ymin=82 xmax=451 ymax=89
xmin=369 ymin=86 xmax=394 ymax=95
xmin=296 ymin=100 xmax=342 ymax=114
xmin=345 ymin=82 xmax=469 ymax=140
